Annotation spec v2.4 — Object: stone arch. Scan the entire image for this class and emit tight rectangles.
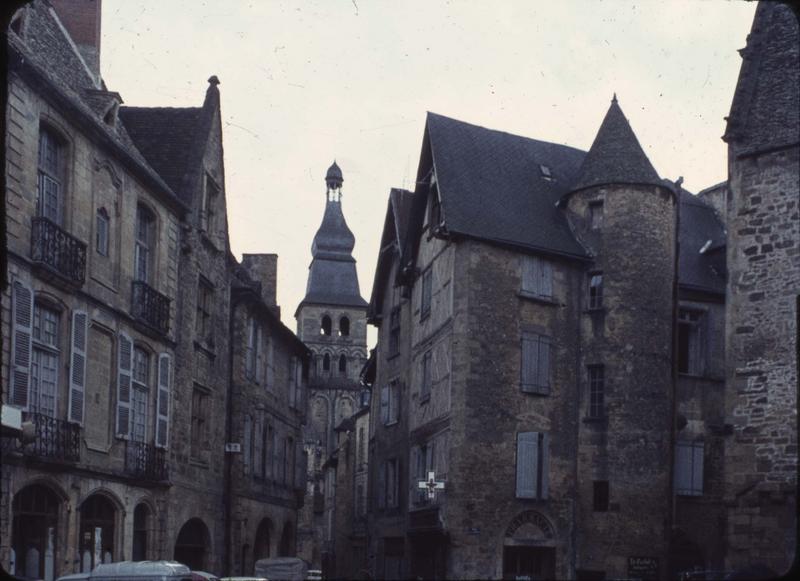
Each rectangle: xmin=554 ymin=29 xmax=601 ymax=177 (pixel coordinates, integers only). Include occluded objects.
xmin=670 ymin=528 xmax=706 ymax=578
xmin=131 ymin=500 xmax=155 ymax=561
xmin=339 ymin=316 xmax=350 ymax=336
xmin=174 ymin=517 xmax=211 ymax=571
xmin=502 ymin=511 xmax=557 ymax=580
xmin=253 ymin=518 xmax=273 ymax=563
xmin=503 ymin=510 xmax=556 ymax=547
xmin=92 ymin=158 xmax=123 ymax=189
xmin=11 ymin=483 xmax=64 ymax=581
xmin=278 ymin=520 xmax=294 ymax=556
xmin=338 ymin=353 xmax=348 ymax=375
xmin=323 ymin=352 xmax=331 ymax=372
xmin=78 ymin=490 xmax=123 ymax=571
xmin=321 ymin=315 xmax=332 ymax=336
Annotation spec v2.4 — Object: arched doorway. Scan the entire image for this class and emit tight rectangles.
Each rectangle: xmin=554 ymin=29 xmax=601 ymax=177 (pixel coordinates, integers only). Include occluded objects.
xmin=12 ymin=484 xmax=61 ymax=581
xmin=278 ymin=521 xmax=294 ymax=556
xmin=502 ymin=511 xmax=556 ymax=580
xmin=253 ymin=518 xmax=272 ymax=571
xmin=671 ymin=529 xmax=706 ymax=579
xmin=132 ymin=503 xmax=151 ymax=561
xmin=174 ymin=518 xmax=210 ymax=571
xmin=80 ymin=493 xmax=117 ymax=572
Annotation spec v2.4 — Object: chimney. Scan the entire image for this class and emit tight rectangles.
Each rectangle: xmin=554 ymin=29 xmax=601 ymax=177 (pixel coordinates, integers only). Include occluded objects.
xmin=50 ymin=0 xmax=102 ymax=81
xmin=241 ymin=254 xmax=280 ymax=317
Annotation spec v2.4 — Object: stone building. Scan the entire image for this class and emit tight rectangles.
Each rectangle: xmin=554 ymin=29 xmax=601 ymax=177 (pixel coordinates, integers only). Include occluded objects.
xmin=294 ymin=163 xmax=369 ymax=572
xmin=721 ymin=2 xmax=798 ymax=575
xmin=1 ymin=1 xmax=308 ymax=577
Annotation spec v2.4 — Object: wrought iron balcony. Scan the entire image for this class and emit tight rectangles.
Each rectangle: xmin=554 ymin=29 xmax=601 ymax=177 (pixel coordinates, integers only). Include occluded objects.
xmin=31 ymin=217 xmax=86 ymax=286
xmin=1 ymin=412 xmax=81 ymax=462
xmin=125 ymin=440 xmax=168 ymax=482
xmin=131 ymin=281 xmax=171 ymax=335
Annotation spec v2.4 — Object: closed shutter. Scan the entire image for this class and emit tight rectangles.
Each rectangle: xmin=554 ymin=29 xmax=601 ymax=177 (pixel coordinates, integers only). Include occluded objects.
xmin=266 ymin=337 xmax=275 ymax=389
xmin=289 ymin=356 xmax=297 ymax=408
xmin=522 ymin=256 xmax=537 ymax=294
xmin=410 ymin=446 xmax=420 ymax=502
xmin=295 ymin=443 xmax=305 ymax=489
xmin=68 ymin=310 xmax=88 ymax=424
xmin=516 ymin=432 xmax=539 ymax=499
xmin=155 ymin=353 xmax=171 ymax=448
xmin=243 ymin=415 xmax=252 ymax=475
xmin=540 ymin=432 xmax=550 ymax=499
xmin=116 ymin=332 xmax=133 ymax=437
xmin=254 ymin=414 xmax=263 ymax=476
xmin=692 ymin=442 xmax=704 ymax=495
xmin=674 ymin=441 xmax=692 ymax=495
xmin=10 ymin=280 xmax=34 ymax=408
xmin=389 ymin=383 xmax=400 ymax=423
xmin=537 ymin=338 xmax=551 ymax=394
xmin=520 ymin=334 xmax=539 ymax=393
xmin=377 ymin=461 xmax=386 ymax=509
xmin=540 ymin=260 xmax=553 ymax=298
xmin=255 ymin=326 xmax=264 ymax=383
xmin=380 ymin=385 xmax=389 ymax=424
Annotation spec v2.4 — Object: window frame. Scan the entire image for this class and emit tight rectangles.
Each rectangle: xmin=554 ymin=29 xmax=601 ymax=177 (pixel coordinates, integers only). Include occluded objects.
xmin=30 ymin=301 xmax=61 ymax=418
xmin=677 ymin=308 xmax=706 ymax=376
xmin=388 ymin=306 xmax=401 ymax=356
xmin=521 ymin=255 xmax=553 ymax=300
xmin=589 ymin=200 xmax=604 ymax=230
xmin=134 ymin=203 xmax=156 ymax=284
xmin=196 ymin=278 xmax=214 ymax=341
xmin=520 ymin=332 xmax=551 ymax=395
xmin=37 ymin=125 xmax=65 ymax=225
xmin=420 ymin=350 xmax=432 ymax=402
xmin=587 ymin=365 xmax=605 ymax=419
xmin=190 ymin=386 xmax=211 ymax=457
xmin=96 ymin=208 xmax=110 ymax=256
xmin=593 ymin=480 xmax=610 ymax=512
xmin=588 ymin=272 xmax=604 ymax=310
xmin=420 ymin=268 xmax=432 ymax=321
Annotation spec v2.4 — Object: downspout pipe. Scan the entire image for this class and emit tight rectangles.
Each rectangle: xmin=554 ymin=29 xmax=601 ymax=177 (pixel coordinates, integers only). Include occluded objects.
xmin=224 ymin=291 xmax=237 ymax=576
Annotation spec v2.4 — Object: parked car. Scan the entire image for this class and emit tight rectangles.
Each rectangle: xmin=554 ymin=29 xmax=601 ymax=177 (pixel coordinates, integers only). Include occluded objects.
xmin=192 ymin=572 xmax=220 ymax=581
xmin=255 ymin=557 xmax=307 ymax=581
xmin=55 ymin=575 xmax=90 ymax=581
xmin=219 ymin=577 xmax=268 ymax=581
xmin=306 ymin=570 xmax=322 ymax=581
xmin=88 ymin=561 xmax=193 ymax=581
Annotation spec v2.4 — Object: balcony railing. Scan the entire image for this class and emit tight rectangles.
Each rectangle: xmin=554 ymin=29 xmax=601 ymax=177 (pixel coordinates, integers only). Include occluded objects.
xmin=31 ymin=217 xmax=86 ymax=286
xmin=131 ymin=281 xmax=171 ymax=335
xmin=1 ymin=412 xmax=81 ymax=462
xmin=125 ymin=440 xmax=168 ymax=482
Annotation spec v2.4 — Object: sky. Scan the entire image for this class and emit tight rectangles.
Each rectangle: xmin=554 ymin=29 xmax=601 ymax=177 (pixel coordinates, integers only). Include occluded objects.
xmin=100 ymin=0 xmax=757 ymax=342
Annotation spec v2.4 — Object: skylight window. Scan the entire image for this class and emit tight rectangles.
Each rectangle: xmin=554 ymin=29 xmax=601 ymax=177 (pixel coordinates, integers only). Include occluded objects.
xmin=540 ymin=165 xmax=553 ymax=181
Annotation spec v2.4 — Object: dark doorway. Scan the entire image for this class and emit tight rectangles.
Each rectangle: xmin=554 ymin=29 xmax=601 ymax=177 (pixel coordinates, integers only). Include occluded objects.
xmin=132 ymin=503 xmax=150 ymax=561
xmin=278 ymin=522 xmax=294 ymax=556
xmin=254 ymin=518 xmax=272 ymax=567
xmin=410 ymin=534 xmax=446 ymax=580
xmin=80 ymin=494 xmax=117 ymax=572
xmin=502 ymin=546 xmax=556 ymax=580
xmin=174 ymin=518 xmax=210 ymax=570
xmin=12 ymin=484 xmax=60 ymax=581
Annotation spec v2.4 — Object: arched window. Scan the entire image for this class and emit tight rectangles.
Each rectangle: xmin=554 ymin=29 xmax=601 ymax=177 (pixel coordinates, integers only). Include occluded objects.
xmin=278 ymin=522 xmax=294 ymax=557
xmin=96 ymin=208 xmax=109 ymax=256
xmin=174 ymin=518 xmax=210 ymax=572
xmin=339 ymin=316 xmax=350 ymax=336
xmin=132 ymin=503 xmax=150 ymax=561
xmin=253 ymin=518 xmax=272 ymax=568
xmin=80 ymin=494 xmax=117 ymax=572
xmin=12 ymin=484 xmax=61 ymax=581
xmin=339 ymin=354 xmax=347 ymax=375
xmin=134 ymin=204 xmax=155 ymax=283
xmin=321 ymin=316 xmax=332 ymax=336
xmin=323 ymin=353 xmax=331 ymax=372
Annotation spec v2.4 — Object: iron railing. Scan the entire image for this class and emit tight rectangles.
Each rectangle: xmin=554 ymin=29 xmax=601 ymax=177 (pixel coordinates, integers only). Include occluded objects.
xmin=2 ymin=412 xmax=81 ymax=462
xmin=125 ymin=440 xmax=168 ymax=482
xmin=31 ymin=217 xmax=86 ymax=286
xmin=131 ymin=281 xmax=171 ymax=335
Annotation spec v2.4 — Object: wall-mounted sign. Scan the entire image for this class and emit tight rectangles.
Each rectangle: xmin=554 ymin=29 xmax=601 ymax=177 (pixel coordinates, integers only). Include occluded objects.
xmin=628 ymin=556 xmax=659 ymax=580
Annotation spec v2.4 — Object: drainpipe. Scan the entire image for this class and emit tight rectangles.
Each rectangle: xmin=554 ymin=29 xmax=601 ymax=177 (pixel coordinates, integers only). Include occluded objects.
xmin=224 ymin=291 xmax=237 ymax=576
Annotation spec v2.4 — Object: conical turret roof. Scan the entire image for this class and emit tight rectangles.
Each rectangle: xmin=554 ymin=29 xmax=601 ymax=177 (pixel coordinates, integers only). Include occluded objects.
xmin=570 ymin=95 xmax=662 ymax=192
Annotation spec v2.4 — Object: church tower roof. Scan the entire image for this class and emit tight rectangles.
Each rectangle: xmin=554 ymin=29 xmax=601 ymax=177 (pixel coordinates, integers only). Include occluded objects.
xmin=298 ymin=162 xmax=367 ymax=311
xmin=570 ymin=95 xmax=662 ymax=192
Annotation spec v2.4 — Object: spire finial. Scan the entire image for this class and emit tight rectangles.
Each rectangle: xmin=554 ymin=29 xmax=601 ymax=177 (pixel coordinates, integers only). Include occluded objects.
xmin=612 ymin=92 xmax=617 ymax=104
xmin=208 ymin=75 xmax=220 ymax=86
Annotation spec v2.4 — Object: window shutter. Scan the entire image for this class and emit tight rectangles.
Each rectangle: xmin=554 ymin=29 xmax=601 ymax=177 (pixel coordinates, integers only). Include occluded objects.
xmin=537 ymin=338 xmax=551 ymax=394
xmin=266 ymin=339 xmax=275 ymax=389
xmin=674 ymin=441 xmax=691 ymax=495
xmin=10 ymin=281 xmax=34 ymax=408
xmin=116 ymin=332 xmax=133 ymax=437
xmin=289 ymin=356 xmax=297 ymax=408
xmin=245 ymin=318 xmax=254 ymax=377
xmin=68 ymin=310 xmax=88 ymax=424
xmin=380 ymin=385 xmax=389 ymax=424
xmin=255 ymin=327 xmax=264 ymax=383
xmin=520 ymin=334 xmax=539 ymax=393
xmin=243 ymin=415 xmax=252 ymax=475
xmin=522 ymin=256 xmax=536 ymax=293
xmin=540 ymin=432 xmax=550 ymax=499
xmin=378 ymin=462 xmax=386 ymax=509
xmin=540 ymin=260 xmax=553 ymax=298
xmin=692 ymin=442 xmax=704 ymax=495
xmin=254 ymin=415 xmax=263 ymax=477
xmin=516 ymin=432 xmax=539 ymax=499
xmin=155 ymin=353 xmax=171 ymax=448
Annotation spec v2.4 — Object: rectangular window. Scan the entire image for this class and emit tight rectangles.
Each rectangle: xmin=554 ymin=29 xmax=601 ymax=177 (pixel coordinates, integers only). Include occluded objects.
xmin=245 ymin=316 xmax=261 ymax=381
xmin=37 ymin=128 xmax=62 ymax=224
xmin=386 ymin=458 xmax=399 ymax=509
xmin=96 ymin=209 xmax=109 ymax=256
xmin=588 ymin=365 xmax=605 ymax=418
xmin=520 ymin=332 xmax=551 ymax=395
xmin=593 ymin=480 xmax=609 ymax=512
xmin=675 ymin=441 xmax=704 ymax=496
xmin=521 ymin=255 xmax=553 ymax=299
xmin=589 ymin=201 xmax=604 ymax=230
xmin=420 ymin=268 xmax=432 ymax=320
xmin=191 ymin=388 xmax=210 ymax=457
xmin=134 ymin=205 xmax=154 ymax=283
xmin=201 ymin=175 xmax=218 ymax=233
xmin=388 ymin=306 xmax=401 ymax=356
xmin=30 ymin=303 xmax=60 ymax=418
xmin=588 ymin=272 xmax=604 ymax=310
xmin=678 ymin=309 xmax=704 ymax=375
xmin=131 ymin=347 xmax=150 ymax=443
xmin=420 ymin=351 xmax=432 ymax=401
xmin=381 ymin=381 xmax=400 ymax=425
xmin=516 ymin=431 xmax=549 ymax=499
xmin=196 ymin=279 xmax=213 ymax=341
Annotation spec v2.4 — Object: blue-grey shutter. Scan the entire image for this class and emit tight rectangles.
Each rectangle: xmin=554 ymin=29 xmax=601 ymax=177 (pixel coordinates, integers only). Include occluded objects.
xmin=692 ymin=442 xmax=704 ymax=495
xmin=10 ymin=280 xmax=34 ymax=408
xmin=116 ymin=332 xmax=133 ymax=437
xmin=253 ymin=414 xmax=263 ymax=476
xmin=243 ymin=415 xmax=252 ymax=475
xmin=380 ymin=385 xmax=389 ymax=424
xmin=522 ymin=256 xmax=537 ymax=294
xmin=674 ymin=441 xmax=692 ymax=495
xmin=155 ymin=353 xmax=171 ymax=448
xmin=68 ymin=311 xmax=88 ymax=424
xmin=516 ymin=432 xmax=538 ymax=498
xmin=537 ymin=338 xmax=551 ymax=394
xmin=521 ymin=334 xmax=539 ymax=393
xmin=540 ymin=260 xmax=553 ymax=298
xmin=540 ymin=432 xmax=550 ymax=499
xmin=378 ymin=461 xmax=386 ymax=508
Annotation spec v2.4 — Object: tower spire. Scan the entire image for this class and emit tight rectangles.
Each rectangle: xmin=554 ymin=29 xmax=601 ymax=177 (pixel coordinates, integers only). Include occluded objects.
xmin=325 ymin=160 xmax=344 ymax=201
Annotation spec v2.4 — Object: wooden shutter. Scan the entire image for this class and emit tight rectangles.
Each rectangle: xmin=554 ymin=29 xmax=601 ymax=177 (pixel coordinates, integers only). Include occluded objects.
xmin=522 ymin=256 xmax=537 ymax=294
xmin=266 ymin=338 xmax=275 ymax=389
xmin=540 ymin=260 xmax=553 ymax=298
xmin=68 ymin=310 xmax=88 ymax=424
xmin=254 ymin=414 xmax=263 ymax=476
xmin=116 ymin=332 xmax=133 ymax=437
xmin=674 ymin=441 xmax=693 ymax=495
xmin=516 ymin=431 xmax=539 ymax=499
xmin=245 ymin=317 xmax=255 ymax=377
xmin=380 ymin=385 xmax=389 ymax=424
xmin=537 ymin=338 xmax=551 ymax=394
xmin=10 ymin=280 xmax=34 ymax=408
xmin=377 ymin=461 xmax=386 ymax=508
xmin=540 ymin=432 xmax=550 ymax=499
xmin=289 ymin=355 xmax=297 ymax=408
xmin=692 ymin=442 xmax=704 ymax=495
xmin=155 ymin=353 xmax=171 ymax=448
xmin=255 ymin=326 xmax=264 ymax=383
xmin=520 ymin=334 xmax=539 ymax=393
xmin=243 ymin=415 xmax=252 ymax=475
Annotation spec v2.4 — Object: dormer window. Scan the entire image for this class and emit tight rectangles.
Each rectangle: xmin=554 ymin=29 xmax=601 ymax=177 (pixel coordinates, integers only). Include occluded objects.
xmin=539 ymin=165 xmax=553 ymax=181
xmin=201 ymin=175 xmax=219 ymax=234
xmin=103 ymin=102 xmax=119 ymax=127
xmin=589 ymin=201 xmax=604 ymax=230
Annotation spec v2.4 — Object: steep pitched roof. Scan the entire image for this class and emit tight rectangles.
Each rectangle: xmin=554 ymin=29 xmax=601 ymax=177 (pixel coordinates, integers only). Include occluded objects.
xmin=423 ymin=112 xmax=589 ymax=260
xmin=570 ymin=96 xmax=663 ymax=192
xmin=724 ymin=2 xmax=800 ymax=156
xmin=678 ymin=189 xmax=726 ymax=295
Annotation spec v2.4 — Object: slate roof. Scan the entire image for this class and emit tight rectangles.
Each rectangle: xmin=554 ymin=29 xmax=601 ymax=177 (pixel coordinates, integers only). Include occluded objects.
xmin=118 ymin=107 xmax=204 ymax=198
xmin=678 ymin=190 xmax=727 ymax=295
xmin=425 ymin=112 xmax=589 ymax=259
xmin=570 ymin=96 xmax=663 ymax=192
xmin=725 ymin=2 xmax=800 ymax=156
xmin=390 ymin=188 xmax=415 ymax=249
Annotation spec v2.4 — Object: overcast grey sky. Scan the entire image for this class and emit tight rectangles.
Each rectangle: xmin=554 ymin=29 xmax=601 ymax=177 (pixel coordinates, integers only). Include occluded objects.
xmin=101 ymin=0 xmax=756 ymax=340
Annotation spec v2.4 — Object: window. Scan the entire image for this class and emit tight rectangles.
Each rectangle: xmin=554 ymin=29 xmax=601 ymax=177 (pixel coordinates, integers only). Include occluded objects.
xmin=381 ymin=381 xmax=400 ymax=425
xmin=678 ymin=309 xmax=705 ymax=375
xmin=429 ymin=190 xmax=442 ymax=229
xmin=414 ymin=442 xmax=434 ymax=504
xmin=37 ymin=126 xmax=64 ymax=224
xmin=286 ymin=437 xmax=295 ymax=487
xmin=588 ymin=365 xmax=605 ymax=418
xmin=339 ymin=316 xmax=350 ymax=336
xmin=245 ymin=316 xmax=262 ymax=381
xmin=521 ymin=255 xmax=553 ymax=299
xmin=588 ymin=273 xmax=603 ymax=310
xmin=321 ymin=315 xmax=332 ymax=336
xmin=675 ymin=441 xmax=704 ymax=496
xmin=134 ymin=204 xmax=155 ymax=283
xmin=322 ymin=353 xmax=331 ymax=372
xmin=358 ymin=426 xmax=366 ymax=467
xmin=30 ymin=302 xmax=60 ymax=417
xmin=96 ymin=208 xmax=109 ymax=256
xmin=131 ymin=346 xmax=150 ymax=443
xmin=191 ymin=388 xmax=210 ymax=456
xmin=516 ymin=431 xmax=549 ymax=499
xmin=261 ymin=420 xmax=270 ymax=480
xmin=201 ymin=175 xmax=218 ymax=233
xmin=420 ymin=350 xmax=432 ymax=401
xmin=539 ymin=164 xmax=553 ymax=181
xmin=388 ymin=306 xmax=400 ymax=356
xmin=196 ymin=279 xmax=213 ymax=341
xmin=593 ymin=480 xmax=609 ymax=512
xmin=338 ymin=354 xmax=347 ymax=375
xmin=589 ymin=201 xmax=604 ymax=230
xmin=521 ymin=332 xmax=551 ymax=395
xmin=385 ymin=458 xmax=400 ymax=509
xmin=420 ymin=269 xmax=432 ymax=320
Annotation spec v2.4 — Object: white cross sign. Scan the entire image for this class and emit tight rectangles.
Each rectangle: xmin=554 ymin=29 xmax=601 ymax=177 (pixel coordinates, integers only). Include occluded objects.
xmin=418 ymin=471 xmax=445 ymax=499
